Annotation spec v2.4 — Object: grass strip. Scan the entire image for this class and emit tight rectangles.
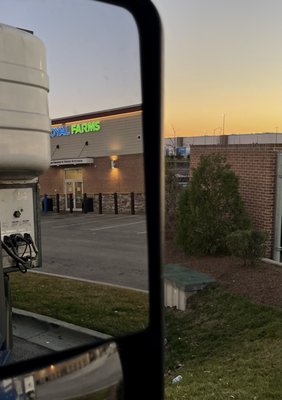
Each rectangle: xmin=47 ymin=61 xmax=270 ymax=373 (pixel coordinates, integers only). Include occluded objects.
xmin=10 ymin=271 xmax=282 ymax=398
xmin=9 ymin=272 xmax=149 ymax=337
xmin=165 ymin=285 xmax=282 ymax=400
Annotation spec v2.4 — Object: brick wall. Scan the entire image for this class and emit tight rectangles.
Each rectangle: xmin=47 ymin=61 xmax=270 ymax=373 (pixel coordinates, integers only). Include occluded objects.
xmin=190 ymin=144 xmax=282 ymax=258
xmin=39 ymin=153 xmax=144 ymax=195
xmin=39 ymin=167 xmax=65 ymax=194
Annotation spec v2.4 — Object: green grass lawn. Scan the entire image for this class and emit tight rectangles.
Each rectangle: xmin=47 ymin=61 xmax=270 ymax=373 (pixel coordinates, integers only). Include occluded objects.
xmin=9 ymin=272 xmax=149 ymax=336
xmin=9 ymin=272 xmax=282 ymax=399
xmin=165 ymin=285 xmax=282 ymax=400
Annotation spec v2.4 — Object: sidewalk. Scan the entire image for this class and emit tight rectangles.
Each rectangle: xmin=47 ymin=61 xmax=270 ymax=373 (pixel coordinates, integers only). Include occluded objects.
xmin=10 ymin=308 xmax=111 ymax=364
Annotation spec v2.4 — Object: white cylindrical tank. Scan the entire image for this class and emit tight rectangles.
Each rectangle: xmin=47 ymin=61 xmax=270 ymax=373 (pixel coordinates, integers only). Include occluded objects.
xmin=0 ymin=23 xmax=51 ymax=179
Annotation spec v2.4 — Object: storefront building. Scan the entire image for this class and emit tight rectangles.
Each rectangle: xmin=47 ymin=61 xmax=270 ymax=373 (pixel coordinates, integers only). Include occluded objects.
xmin=39 ymin=104 xmax=145 ymax=212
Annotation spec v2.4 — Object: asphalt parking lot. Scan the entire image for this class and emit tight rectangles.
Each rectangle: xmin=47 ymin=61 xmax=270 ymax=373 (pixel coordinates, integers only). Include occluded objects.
xmin=40 ymin=213 xmax=148 ymax=291
xmin=9 ymin=212 xmax=148 ymax=364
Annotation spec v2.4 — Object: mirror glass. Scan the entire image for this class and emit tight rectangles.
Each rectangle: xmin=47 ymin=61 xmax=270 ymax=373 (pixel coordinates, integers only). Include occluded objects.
xmin=3 ymin=341 xmax=123 ymax=399
xmin=0 ymin=0 xmax=148 ymax=370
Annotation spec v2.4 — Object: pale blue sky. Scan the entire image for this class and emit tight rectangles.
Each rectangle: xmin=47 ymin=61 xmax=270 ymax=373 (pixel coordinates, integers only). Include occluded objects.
xmin=0 ymin=0 xmax=141 ymax=118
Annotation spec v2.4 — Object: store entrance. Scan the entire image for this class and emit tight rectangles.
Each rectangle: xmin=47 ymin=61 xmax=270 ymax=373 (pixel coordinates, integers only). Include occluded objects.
xmin=64 ymin=169 xmax=83 ymax=211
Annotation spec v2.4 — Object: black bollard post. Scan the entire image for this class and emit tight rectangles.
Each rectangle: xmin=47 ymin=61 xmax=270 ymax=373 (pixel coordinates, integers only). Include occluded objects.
xmin=56 ymin=193 xmax=60 ymax=213
xmin=83 ymin=193 xmax=88 ymax=214
xmin=99 ymin=193 xmax=103 ymax=214
xmin=114 ymin=192 xmax=118 ymax=214
xmin=131 ymin=192 xmax=135 ymax=215
xmin=69 ymin=193 xmax=74 ymax=213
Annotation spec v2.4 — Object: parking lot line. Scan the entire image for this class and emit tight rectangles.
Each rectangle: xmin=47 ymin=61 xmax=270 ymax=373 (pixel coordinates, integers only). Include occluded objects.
xmin=46 ymin=215 xmax=143 ymax=229
xmin=89 ymin=221 xmax=145 ymax=232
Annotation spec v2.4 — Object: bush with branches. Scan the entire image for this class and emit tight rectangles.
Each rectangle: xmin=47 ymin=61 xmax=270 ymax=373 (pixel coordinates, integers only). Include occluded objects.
xmin=176 ymin=153 xmax=250 ymax=255
xmin=226 ymin=229 xmax=267 ymax=265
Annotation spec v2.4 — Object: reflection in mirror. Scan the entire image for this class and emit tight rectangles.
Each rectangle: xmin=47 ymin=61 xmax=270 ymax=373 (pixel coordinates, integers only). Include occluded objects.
xmin=0 ymin=0 xmax=148 ymax=369
xmin=1 ymin=342 xmax=123 ymax=399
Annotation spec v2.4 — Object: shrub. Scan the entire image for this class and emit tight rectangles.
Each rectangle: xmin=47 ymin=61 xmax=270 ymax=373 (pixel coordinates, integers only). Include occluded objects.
xmin=226 ymin=229 xmax=267 ymax=265
xmin=176 ymin=153 xmax=250 ymax=255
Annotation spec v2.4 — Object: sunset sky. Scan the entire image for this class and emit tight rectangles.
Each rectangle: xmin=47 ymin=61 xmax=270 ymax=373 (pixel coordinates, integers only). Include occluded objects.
xmin=2 ymin=0 xmax=282 ymax=138
xmin=153 ymin=0 xmax=282 ymax=137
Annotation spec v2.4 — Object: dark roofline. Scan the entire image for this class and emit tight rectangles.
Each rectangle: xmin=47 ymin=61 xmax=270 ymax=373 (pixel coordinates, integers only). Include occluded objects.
xmin=51 ymin=104 xmax=142 ymax=125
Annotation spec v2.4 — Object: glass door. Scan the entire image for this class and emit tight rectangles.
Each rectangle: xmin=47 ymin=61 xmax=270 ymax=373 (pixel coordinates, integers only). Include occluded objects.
xmin=64 ymin=169 xmax=83 ymax=211
xmin=74 ymin=181 xmax=83 ymax=209
xmin=65 ymin=180 xmax=83 ymax=210
xmin=66 ymin=181 xmax=74 ymax=210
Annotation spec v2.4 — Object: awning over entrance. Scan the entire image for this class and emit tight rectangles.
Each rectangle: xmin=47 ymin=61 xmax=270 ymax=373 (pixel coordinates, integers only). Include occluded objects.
xmin=50 ymin=158 xmax=94 ymax=167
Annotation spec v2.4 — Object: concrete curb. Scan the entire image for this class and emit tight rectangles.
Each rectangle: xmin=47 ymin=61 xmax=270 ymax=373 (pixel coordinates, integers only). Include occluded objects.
xmin=13 ymin=308 xmax=111 ymax=340
xmin=12 ymin=308 xmax=111 ymax=357
xmin=261 ymin=258 xmax=282 ymax=267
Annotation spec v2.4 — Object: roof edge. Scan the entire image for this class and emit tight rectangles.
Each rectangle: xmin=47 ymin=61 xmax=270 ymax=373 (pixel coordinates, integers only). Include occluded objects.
xmin=51 ymin=104 xmax=142 ymax=124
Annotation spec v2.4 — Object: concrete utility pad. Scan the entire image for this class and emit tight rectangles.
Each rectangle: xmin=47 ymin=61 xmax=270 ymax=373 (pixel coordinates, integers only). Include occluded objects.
xmin=164 ymin=264 xmax=216 ymax=311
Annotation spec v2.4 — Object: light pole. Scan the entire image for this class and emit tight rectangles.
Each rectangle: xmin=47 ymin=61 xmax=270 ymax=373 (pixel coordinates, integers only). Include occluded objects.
xmin=222 ymin=113 xmax=225 ymax=135
xmin=275 ymin=126 xmax=279 ymax=144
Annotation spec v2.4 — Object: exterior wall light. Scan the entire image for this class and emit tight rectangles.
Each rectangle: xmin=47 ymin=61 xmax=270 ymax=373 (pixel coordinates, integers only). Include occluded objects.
xmin=111 ymin=160 xmax=118 ymax=169
xmin=110 ymin=155 xmax=118 ymax=169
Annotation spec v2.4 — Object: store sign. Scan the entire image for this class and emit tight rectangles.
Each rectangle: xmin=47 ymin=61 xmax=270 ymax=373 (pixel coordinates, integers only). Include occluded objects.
xmin=51 ymin=121 xmax=101 ymax=138
xmin=51 ymin=126 xmax=69 ymax=137
xmin=50 ymin=158 xmax=94 ymax=166
xmin=71 ymin=121 xmax=100 ymax=134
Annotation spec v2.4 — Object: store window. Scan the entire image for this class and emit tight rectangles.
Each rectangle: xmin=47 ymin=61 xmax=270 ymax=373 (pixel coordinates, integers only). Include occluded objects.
xmin=65 ymin=169 xmax=83 ymax=180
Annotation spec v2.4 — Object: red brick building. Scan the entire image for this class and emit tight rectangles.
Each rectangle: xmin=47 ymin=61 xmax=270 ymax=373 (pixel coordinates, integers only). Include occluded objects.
xmin=165 ymin=133 xmax=282 ymax=261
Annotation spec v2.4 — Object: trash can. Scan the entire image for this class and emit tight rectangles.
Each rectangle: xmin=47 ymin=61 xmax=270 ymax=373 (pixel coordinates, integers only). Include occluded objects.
xmin=82 ymin=197 xmax=94 ymax=213
xmin=42 ymin=198 xmax=53 ymax=212
xmin=87 ymin=198 xmax=94 ymax=212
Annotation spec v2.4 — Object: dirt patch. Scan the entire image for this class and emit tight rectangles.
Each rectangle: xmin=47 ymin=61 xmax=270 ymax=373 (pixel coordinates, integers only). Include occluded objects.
xmin=165 ymin=239 xmax=282 ymax=309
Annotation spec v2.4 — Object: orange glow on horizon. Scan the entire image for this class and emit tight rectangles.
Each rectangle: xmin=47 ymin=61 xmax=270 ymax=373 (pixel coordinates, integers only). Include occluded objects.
xmin=163 ymin=93 xmax=282 ymax=137
xmin=160 ymin=1 xmax=282 ymax=139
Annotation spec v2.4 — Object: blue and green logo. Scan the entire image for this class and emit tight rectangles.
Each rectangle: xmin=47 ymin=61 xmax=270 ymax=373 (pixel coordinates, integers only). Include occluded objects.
xmin=51 ymin=121 xmax=101 ymax=138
